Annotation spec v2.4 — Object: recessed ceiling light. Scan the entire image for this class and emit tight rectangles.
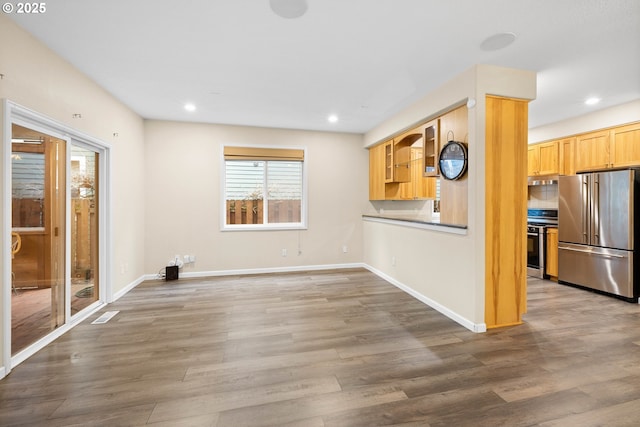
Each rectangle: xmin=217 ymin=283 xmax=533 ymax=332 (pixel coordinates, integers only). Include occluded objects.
xmin=480 ymin=32 xmax=517 ymax=51
xmin=328 ymin=114 xmax=338 ymax=123
xmin=184 ymin=103 xmax=196 ymax=112
xmin=585 ymin=97 xmax=601 ymax=106
xmin=270 ymin=0 xmax=308 ymax=19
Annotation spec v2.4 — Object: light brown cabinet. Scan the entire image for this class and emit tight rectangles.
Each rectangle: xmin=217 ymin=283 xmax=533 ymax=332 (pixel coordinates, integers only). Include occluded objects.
xmin=575 ymin=129 xmax=611 ymax=172
xmin=399 ymin=148 xmax=437 ymax=200
xmin=369 ymin=143 xmax=386 ymax=200
xmin=546 ymin=227 xmax=558 ymax=279
xmin=382 ymin=132 xmax=422 ymax=184
xmin=530 ymin=122 xmax=640 ymax=176
xmin=528 ymin=141 xmax=558 ymax=176
xmin=558 ymin=137 xmax=576 ymax=175
xmin=438 ymin=105 xmax=469 ymax=226
xmin=393 ymin=131 xmax=422 ymax=183
xmin=367 ymin=105 xmax=467 ymax=204
xmin=575 ymin=123 xmax=640 ymax=172
xmin=422 ymin=119 xmax=439 ymax=177
xmin=369 ymin=129 xmax=431 ymax=201
xmin=383 ymin=139 xmax=394 ymax=183
xmin=611 ymin=122 xmax=640 ymax=168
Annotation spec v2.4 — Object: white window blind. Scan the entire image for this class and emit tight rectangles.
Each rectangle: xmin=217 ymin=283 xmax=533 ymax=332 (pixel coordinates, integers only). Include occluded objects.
xmin=223 ymin=147 xmax=305 ymax=229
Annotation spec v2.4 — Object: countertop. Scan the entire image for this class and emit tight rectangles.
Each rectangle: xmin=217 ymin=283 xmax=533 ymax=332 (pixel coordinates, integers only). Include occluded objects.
xmin=362 ymin=213 xmax=467 ymax=234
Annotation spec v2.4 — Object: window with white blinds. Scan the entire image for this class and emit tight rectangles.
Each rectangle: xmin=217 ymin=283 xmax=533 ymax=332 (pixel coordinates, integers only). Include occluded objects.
xmin=223 ymin=146 xmax=306 ymax=229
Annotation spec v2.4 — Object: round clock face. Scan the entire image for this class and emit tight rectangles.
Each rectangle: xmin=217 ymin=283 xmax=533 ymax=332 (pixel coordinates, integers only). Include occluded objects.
xmin=439 ymin=141 xmax=468 ymax=180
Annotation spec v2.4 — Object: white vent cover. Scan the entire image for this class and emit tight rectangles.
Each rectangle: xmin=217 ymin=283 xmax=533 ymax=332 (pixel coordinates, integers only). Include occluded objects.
xmin=91 ymin=310 xmax=120 ymax=325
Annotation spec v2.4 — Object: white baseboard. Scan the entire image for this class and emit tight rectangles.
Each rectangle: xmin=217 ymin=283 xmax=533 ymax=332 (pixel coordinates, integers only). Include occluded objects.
xmin=0 ymin=366 xmax=5 ymax=381
xmin=145 ymin=263 xmax=366 ymax=282
xmin=111 ymin=274 xmax=146 ymax=302
xmin=364 ymin=265 xmax=487 ymax=333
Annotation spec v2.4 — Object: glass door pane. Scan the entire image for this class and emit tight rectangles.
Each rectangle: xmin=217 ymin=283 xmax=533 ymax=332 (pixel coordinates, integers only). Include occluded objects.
xmin=11 ymin=124 xmax=66 ymax=354
xmin=70 ymin=145 xmax=99 ymax=315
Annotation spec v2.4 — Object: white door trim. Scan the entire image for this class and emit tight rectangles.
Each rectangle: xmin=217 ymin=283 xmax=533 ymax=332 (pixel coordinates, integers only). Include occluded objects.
xmin=1 ymin=100 xmax=112 ymax=376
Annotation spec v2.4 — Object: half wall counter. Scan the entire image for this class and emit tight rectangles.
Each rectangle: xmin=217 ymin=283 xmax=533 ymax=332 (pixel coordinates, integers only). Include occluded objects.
xmin=362 ymin=213 xmax=467 ymax=235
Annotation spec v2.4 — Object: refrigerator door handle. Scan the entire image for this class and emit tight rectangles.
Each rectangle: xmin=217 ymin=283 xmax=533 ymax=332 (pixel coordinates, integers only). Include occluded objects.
xmin=558 ymin=246 xmax=626 ymax=258
xmin=582 ymin=176 xmax=589 ymax=242
xmin=593 ymin=174 xmax=599 ymax=244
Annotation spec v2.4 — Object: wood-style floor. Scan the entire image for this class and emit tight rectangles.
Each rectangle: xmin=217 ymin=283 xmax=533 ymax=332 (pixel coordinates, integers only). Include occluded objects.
xmin=1 ymin=268 xmax=640 ymax=426
xmin=11 ymin=283 xmax=96 ymax=353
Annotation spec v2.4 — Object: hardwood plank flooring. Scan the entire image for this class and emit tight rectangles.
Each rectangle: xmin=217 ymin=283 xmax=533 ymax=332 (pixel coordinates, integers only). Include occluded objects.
xmin=11 ymin=283 xmax=97 ymax=354
xmin=1 ymin=269 xmax=640 ymax=426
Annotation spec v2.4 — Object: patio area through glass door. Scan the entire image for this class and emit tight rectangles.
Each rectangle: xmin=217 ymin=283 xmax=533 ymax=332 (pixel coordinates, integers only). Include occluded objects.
xmin=10 ymin=125 xmax=100 ymax=355
xmin=11 ymin=124 xmax=66 ymax=354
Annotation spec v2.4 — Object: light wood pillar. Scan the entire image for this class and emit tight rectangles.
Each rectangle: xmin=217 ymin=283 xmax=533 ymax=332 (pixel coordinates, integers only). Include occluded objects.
xmin=484 ymin=95 xmax=529 ymax=328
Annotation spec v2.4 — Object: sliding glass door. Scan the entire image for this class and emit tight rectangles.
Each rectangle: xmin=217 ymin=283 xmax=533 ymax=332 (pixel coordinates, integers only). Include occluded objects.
xmin=4 ymin=102 xmax=110 ymax=371
xmin=10 ymin=124 xmax=102 ymax=355
xmin=11 ymin=124 xmax=66 ymax=354
xmin=70 ymin=145 xmax=99 ymax=315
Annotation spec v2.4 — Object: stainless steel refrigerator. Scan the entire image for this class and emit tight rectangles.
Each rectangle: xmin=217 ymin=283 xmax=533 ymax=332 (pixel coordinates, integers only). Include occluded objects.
xmin=558 ymin=169 xmax=639 ymax=301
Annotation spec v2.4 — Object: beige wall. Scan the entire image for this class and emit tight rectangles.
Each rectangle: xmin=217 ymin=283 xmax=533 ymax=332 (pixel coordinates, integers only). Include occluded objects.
xmin=143 ymin=120 xmax=367 ymax=274
xmin=0 ymin=15 xmax=146 ymax=367
xmin=528 ymin=99 xmax=640 ymax=143
xmin=363 ymin=65 xmax=536 ymax=330
xmin=0 ymin=12 xmax=368 ymax=375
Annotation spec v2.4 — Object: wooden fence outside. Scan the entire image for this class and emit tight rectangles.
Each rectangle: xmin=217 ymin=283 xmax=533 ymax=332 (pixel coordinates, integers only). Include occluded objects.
xmin=227 ymin=199 xmax=301 ymax=224
xmin=12 ymin=197 xmax=43 ymax=228
xmin=72 ymin=198 xmax=97 ymax=279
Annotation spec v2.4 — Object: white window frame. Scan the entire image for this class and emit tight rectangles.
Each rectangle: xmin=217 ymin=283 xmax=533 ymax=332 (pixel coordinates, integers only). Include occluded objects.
xmin=221 ymin=145 xmax=307 ymax=231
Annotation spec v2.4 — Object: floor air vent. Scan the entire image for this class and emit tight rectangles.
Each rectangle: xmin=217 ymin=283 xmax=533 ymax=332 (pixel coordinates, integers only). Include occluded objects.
xmin=91 ymin=310 xmax=120 ymax=325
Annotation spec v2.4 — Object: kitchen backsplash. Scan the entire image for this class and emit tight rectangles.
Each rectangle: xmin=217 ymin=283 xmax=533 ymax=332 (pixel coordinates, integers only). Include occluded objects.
xmin=528 ymin=183 xmax=558 ymax=208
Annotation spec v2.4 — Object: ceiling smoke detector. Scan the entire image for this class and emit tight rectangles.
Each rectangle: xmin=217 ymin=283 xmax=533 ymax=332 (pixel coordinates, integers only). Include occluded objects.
xmin=270 ymin=0 xmax=308 ymax=19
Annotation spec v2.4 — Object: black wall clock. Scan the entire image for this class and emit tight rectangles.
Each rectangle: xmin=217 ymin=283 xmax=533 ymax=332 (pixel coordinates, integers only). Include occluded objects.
xmin=439 ymin=141 xmax=468 ymax=180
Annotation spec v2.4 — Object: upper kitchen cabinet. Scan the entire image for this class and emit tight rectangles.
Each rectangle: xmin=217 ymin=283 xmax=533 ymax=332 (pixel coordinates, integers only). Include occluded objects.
xmin=527 ymin=140 xmax=558 ymax=176
xmin=391 ymin=130 xmax=422 ymax=183
xmin=575 ymin=123 xmax=640 ymax=172
xmin=369 ymin=142 xmax=386 ymax=200
xmin=558 ymin=137 xmax=576 ymax=176
xmin=400 ymin=147 xmax=437 ymax=200
xmin=610 ymin=122 xmax=640 ymax=168
xmin=367 ymin=104 xmax=466 ymax=202
xmin=368 ymin=130 xmax=424 ymax=201
xmin=575 ymin=129 xmax=611 ymax=172
xmin=383 ymin=139 xmax=394 ymax=183
xmin=422 ymin=119 xmax=440 ymax=177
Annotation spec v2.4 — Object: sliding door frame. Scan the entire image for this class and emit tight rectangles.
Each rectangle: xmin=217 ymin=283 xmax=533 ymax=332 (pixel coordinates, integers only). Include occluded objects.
xmin=2 ymin=100 xmax=112 ymax=374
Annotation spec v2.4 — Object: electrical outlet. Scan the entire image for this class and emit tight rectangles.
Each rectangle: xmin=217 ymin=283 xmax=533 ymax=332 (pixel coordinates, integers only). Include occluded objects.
xmin=342 ymin=245 xmax=348 ymax=253
xmin=391 ymin=256 xmax=396 ymax=266
xmin=281 ymin=249 xmax=287 ymax=257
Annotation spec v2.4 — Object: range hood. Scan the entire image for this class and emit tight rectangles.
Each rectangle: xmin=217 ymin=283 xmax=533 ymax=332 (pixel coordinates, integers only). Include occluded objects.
xmin=528 ymin=175 xmax=559 ymax=186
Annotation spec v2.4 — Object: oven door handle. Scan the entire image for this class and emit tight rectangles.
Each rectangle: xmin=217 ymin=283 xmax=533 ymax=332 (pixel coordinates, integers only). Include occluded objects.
xmin=527 ymin=232 xmax=539 ymax=237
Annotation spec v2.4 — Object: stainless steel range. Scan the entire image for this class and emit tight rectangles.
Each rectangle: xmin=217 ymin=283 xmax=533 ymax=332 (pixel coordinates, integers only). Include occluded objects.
xmin=527 ymin=208 xmax=558 ymax=278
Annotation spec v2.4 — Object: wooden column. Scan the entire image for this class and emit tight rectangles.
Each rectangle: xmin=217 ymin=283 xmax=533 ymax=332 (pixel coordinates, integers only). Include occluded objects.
xmin=485 ymin=95 xmax=529 ymax=328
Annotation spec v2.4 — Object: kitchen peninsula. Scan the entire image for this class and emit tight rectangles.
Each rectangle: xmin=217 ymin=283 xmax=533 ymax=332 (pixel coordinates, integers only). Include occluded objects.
xmin=363 ymin=64 xmax=536 ymax=333
xmin=362 ymin=213 xmax=467 ymax=234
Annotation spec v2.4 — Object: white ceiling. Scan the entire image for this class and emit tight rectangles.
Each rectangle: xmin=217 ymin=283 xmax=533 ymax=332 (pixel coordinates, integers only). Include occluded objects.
xmin=8 ymin=0 xmax=640 ymax=134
